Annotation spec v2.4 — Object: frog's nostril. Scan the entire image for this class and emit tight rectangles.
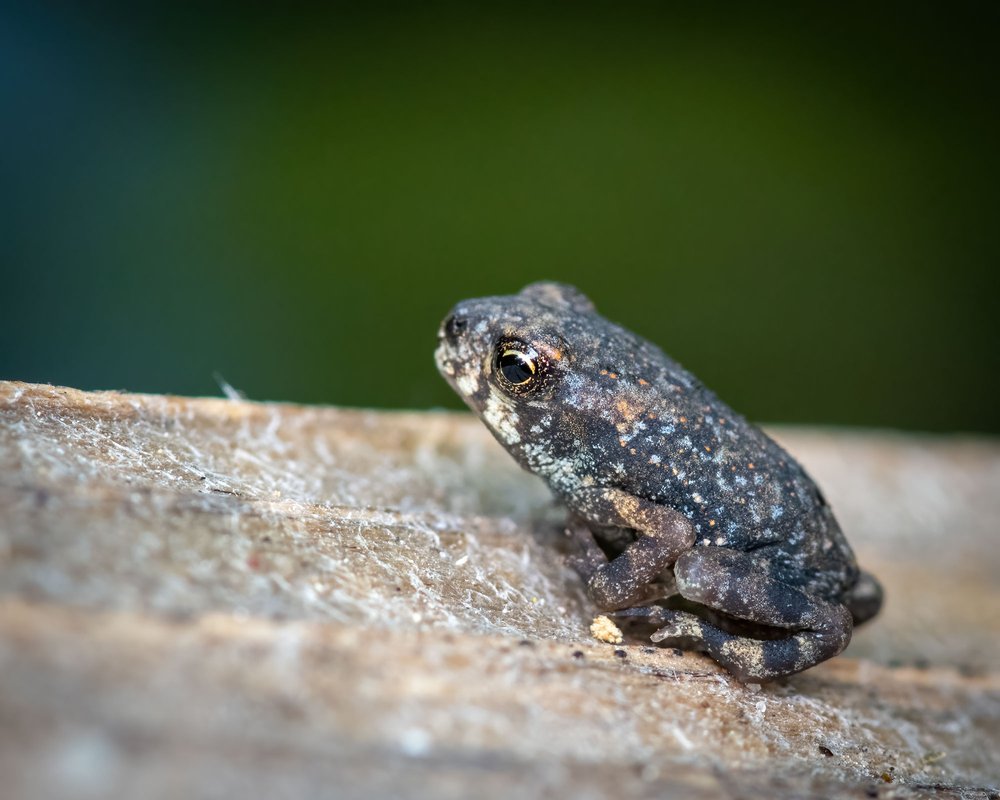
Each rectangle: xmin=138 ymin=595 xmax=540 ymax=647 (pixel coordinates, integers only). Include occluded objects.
xmin=444 ymin=315 xmax=468 ymax=340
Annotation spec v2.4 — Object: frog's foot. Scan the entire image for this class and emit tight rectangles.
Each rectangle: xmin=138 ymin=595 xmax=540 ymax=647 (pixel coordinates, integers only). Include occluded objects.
xmin=567 ymin=531 xmax=675 ymax=607
xmin=607 ymin=602 xmax=676 ymax=627
xmin=845 ymin=569 xmax=883 ymax=626
xmin=648 ymin=610 xmax=712 ymax=650
xmin=568 ymin=488 xmax=695 ymax=611
xmin=652 ymin=547 xmax=854 ymax=682
xmin=647 ymin=607 xmax=851 ymax=683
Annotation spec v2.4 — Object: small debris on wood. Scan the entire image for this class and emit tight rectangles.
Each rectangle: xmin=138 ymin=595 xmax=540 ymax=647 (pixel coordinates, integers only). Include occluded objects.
xmin=590 ymin=615 xmax=624 ymax=644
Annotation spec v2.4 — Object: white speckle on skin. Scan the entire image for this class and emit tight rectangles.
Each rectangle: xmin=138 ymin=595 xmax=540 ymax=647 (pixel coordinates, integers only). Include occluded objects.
xmin=522 ymin=443 xmax=586 ymax=493
xmin=433 ymin=346 xmax=456 ymax=376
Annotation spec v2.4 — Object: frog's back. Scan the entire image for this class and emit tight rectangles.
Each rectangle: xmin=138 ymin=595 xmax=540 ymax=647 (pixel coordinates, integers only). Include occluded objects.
xmin=603 ymin=345 xmax=859 ymax=601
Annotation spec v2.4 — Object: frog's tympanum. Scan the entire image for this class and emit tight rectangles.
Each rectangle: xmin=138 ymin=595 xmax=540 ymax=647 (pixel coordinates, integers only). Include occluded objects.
xmin=436 ymin=282 xmax=882 ymax=681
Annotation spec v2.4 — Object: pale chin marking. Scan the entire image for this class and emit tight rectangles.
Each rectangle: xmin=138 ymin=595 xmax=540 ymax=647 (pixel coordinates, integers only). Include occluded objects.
xmin=484 ymin=390 xmax=521 ymax=445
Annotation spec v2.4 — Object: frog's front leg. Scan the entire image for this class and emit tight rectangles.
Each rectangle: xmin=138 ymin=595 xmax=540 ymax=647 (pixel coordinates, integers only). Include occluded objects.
xmin=567 ymin=488 xmax=695 ymax=611
xmin=650 ymin=547 xmax=853 ymax=681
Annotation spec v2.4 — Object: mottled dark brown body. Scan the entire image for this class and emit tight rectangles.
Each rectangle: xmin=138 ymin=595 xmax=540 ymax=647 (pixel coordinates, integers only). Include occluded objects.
xmin=436 ymin=282 xmax=882 ymax=680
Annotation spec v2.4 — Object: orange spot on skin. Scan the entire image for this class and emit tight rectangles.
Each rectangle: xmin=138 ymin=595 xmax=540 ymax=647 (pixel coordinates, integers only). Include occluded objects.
xmin=747 ymin=462 xmax=755 ymax=469
xmin=615 ymin=399 xmax=643 ymax=423
xmin=704 ymin=446 xmax=712 ymax=452
xmin=551 ymin=349 xmax=562 ymax=361
xmin=679 ymin=416 xmax=687 ymax=424
xmin=619 ymin=439 xmax=627 ymax=447
xmin=609 ymin=372 xmax=618 ymax=379
xmin=638 ymin=378 xmax=649 ymax=385
xmin=599 ymin=369 xmax=608 ymax=376
xmin=709 ymin=519 xmax=716 ymax=527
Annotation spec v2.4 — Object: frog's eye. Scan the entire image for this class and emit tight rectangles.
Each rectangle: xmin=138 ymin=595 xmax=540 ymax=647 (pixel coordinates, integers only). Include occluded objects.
xmin=496 ymin=347 xmax=536 ymax=385
xmin=492 ymin=340 xmax=544 ymax=393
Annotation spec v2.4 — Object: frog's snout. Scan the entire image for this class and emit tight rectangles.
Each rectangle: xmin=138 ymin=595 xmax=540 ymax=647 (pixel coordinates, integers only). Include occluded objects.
xmin=435 ymin=299 xmax=500 ymax=398
xmin=435 ymin=310 xmax=472 ymax=381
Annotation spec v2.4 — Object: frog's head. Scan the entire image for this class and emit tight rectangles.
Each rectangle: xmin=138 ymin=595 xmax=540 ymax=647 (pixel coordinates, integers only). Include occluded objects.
xmin=437 ymin=281 xmax=658 ymax=493
xmin=435 ymin=282 xmax=600 ymax=449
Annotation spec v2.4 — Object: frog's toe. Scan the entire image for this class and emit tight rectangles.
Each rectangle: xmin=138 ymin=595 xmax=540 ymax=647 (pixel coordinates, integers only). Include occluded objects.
xmin=563 ymin=522 xmax=607 ymax=579
xmin=649 ymin=610 xmax=707 ymax=648
xmin=609 ymin=604 xmax=674 ymax=626
xmin=565 ymin=553 xmax=599 ymax=580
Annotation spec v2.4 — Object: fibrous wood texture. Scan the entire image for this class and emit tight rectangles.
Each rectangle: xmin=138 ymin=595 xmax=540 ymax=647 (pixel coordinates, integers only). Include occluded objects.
xmin=0 ymin=382 xmax=997 ymax=800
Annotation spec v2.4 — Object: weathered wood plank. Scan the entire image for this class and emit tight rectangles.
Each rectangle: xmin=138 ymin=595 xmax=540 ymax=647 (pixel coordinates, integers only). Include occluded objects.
xmin=1 ymin=382 xmax=997 ymax=799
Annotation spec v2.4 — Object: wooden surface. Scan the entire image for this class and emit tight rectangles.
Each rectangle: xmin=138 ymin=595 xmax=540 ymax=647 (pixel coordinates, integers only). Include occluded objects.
xmin=1 ymin=382 xmax=998 ymax=799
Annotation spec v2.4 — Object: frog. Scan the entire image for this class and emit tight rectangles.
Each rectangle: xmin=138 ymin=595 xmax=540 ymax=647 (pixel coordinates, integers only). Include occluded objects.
xmin=435 ymin=281 xmax=883 ymax=682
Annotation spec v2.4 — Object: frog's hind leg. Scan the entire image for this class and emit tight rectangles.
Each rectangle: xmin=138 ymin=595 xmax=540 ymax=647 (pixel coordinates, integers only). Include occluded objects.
xmin=649 ymin=547 xmax=853 ymax=682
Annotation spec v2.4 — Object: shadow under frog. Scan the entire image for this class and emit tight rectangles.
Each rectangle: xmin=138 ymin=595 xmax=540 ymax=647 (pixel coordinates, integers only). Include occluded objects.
xmin=435 ymin=282 xmax=883 ymax=682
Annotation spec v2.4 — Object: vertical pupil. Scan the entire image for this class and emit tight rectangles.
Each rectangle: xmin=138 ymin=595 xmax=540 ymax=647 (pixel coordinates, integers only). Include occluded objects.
xmin=499 ymin=350 xmax=535 ymax=384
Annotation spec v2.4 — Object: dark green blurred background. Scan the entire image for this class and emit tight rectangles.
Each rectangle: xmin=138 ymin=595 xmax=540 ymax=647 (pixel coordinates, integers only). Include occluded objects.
xmin=2 ymin=4 xmax=996 ymax=433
